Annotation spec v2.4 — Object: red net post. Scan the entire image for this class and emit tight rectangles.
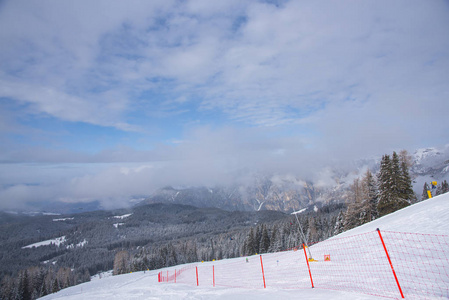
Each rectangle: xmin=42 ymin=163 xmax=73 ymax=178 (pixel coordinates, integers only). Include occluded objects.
xmin=196 ymin=266 xmax=199 ymax=286
xmin=379 ymin=230 xmax=449 ymax=298
xmin=260 ymin=255 xmax=266 ymax=288
xmin=303 ymin=243 xmax=314 ymax=288
xmin=156 ymin=230 xmax=448 ymax=298
xmin=376 ymin=228 xmax=405 ymax=298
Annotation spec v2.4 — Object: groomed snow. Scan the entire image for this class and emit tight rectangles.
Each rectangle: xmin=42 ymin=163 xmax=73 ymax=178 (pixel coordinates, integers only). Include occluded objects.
xmin=40 ymin=193 xmax=449 ymax=300
xmin=40 ymin=270 xmax=381 ymax=300
xmin=53 ymin=217 xmax=74 ymax=222
xmin=22 ymin=236 xmax=66 ymax=249
xmin=112 ymin=213 xmax=133 ymax=219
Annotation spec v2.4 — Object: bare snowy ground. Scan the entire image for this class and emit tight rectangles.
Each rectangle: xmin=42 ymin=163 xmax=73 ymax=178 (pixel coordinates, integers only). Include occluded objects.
xmin=40 ymin=269 xmax=381 ymax=300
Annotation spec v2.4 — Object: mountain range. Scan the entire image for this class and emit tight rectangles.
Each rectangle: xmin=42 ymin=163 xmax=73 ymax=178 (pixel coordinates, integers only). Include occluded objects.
xmin=142 ymin=145 xmax=449 ymax=213
xmin=3 ymin=145 xmax=448 ymax=216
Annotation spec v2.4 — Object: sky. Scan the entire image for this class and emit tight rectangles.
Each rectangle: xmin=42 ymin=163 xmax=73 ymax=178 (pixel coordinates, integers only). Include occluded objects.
xmin=1 ymin=0 xmax=449 ymax=211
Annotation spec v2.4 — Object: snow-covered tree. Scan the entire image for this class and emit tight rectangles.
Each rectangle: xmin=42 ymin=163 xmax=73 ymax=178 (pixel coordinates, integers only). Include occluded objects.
xmin=17 ymin=269 xmax=31 ymax=300
xmin=422 ymin=182 xmax=430 ymax=201
xmin=435 ymin=180 xmax=449 ymax=196
xmin=259 ymin=225 xmax=270 ymax=254
xmin=268 ymin=225 xmax=282 ymax=252
xmin=113 ymin=251 xmax=130 ymax=275
xmin=377 ymin=153 xmax=410 ymax=217
xmin=333 ymin=210 xmax=345 ymax=235
xmin=362 ymin=169 xmax=378 ymax=222
xmin=243 ymin=228 xmax=256 ymax=256
xmin=398 ymin=151 xmax=416 ymax=203
xmin=441 ymin=180 xmax=449 ymax=194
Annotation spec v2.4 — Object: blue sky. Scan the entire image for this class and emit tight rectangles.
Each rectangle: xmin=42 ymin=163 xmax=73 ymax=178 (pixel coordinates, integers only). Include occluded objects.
xmin=1 ymin=0 xmax=448 ymax=211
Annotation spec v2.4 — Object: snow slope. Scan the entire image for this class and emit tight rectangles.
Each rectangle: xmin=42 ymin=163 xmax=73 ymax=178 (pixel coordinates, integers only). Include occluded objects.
xmin=40 ymin=194 xmax=449 ymax=300
xmin=22 ymin=236 xmax=66 ymax=249
xmin=336 ymin=194 xmax=449 ymax=237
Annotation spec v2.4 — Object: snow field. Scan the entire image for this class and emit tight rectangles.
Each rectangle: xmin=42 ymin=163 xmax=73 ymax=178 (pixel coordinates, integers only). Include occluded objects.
xmin=166 ymin=230 xmax=448 ymax=299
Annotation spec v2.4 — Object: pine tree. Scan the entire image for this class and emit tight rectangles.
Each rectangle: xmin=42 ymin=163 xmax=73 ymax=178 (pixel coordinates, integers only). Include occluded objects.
xmin=422 ymin=182 xmax=430 ymax=201
xmin=17 ymin=269 xmax=31 ymax=300
xmin=333 ymin=210 xmax=345 ymax=235
xmin=51 ymin=278 xmax=59 ymax=294
xmin=254 ymin=226 xmax=262 ymax=254
xmin=244 ymin=228 xmax=256 ymax=256
xmin=377 ymin=153 xmax=410 ymax=217
xmin=435 ymin=182 xmax=443 ymax=196
xmin=166 ymin=243 xmax=178 ymax=266
xmin=390 ymin=152 xmax=401 ymax=200
xmin=363 ymin=169 xmax=378 ymax=222
xmin=1 ymin=275 xmax=14 ymax=300
xmin=259 ymin=225 xmax=270 ymax=254
xmin=434 ymin=180 xmax=449 ymax=196
xmin=398 ymin=152 xmax=416 ymax=203
xmin=268 ymin=225 xmax=282 ymax=252
xmin=377 ymin=154 xmax=392 ymax=216
xmin=187 ymin=242 xmax=198 ymax=262
xmin=441 ymin=180 xmax=449 ymax=194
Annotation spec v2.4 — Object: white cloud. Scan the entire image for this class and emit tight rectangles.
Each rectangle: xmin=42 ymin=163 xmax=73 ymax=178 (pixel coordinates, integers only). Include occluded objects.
xmin=1 ymin=0 xmax=448 ymax=130
xmin=0 ymin=0 xmax=448 ymax=210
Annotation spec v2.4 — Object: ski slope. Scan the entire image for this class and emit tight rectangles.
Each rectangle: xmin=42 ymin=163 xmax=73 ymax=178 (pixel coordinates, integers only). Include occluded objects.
xmin=40 ymin=194 xmax=449 ymax=300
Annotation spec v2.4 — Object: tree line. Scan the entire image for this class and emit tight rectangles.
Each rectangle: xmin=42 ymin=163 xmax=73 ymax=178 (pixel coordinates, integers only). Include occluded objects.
xmin=338 ymin=150 xmax=449 ymax=233
xmin=0 ymin=266 xmax=90 ymax=300
xmin=112 ymin=203 xmax=344 ymax=275
xmin=421 ymin=180 xmax=449 ymax=200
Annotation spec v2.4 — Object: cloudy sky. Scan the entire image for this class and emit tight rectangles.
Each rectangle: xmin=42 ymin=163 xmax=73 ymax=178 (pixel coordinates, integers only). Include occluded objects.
xmin=1 ymin=0 xmax=448 ymax=211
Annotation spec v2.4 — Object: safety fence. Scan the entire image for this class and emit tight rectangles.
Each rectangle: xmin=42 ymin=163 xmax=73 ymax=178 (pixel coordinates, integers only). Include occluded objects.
xmin=158 ymin=229 xmax=449 ymax=299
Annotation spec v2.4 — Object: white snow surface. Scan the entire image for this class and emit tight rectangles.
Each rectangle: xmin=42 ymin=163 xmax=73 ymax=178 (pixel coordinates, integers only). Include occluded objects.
xmin=413 ymin=147 xmax=439 ymax=162
xmin=291 ymin=207 xmax=307 ymax=214
xmin=40 ymin=194 xmax=449 ymax=300
xmin=53 ymin=217 xmax=74 ymax=222
xmin=112 ymin=213 xmax=133 ymax=219
xmin=23 ymin=236 xmax=88 ymax=250
xmin=22 ymin=236 xmax=66 ymax=249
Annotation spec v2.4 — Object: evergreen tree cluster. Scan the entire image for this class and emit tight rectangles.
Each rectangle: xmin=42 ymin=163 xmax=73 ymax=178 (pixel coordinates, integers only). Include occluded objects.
xmin=422 ymin=182 xmax=431 ymax=201
xmin=342 ymin=169 xmax=378 ymax=231
xmin=238 ymin=207 xmax=344 ymax=257
xmin=436 ymin=180 xmax=449 ymax=196
xmin=242 ymin=225 xmax=271 ymax=256
xmin=422 ymin=179 xmax=449 ymax=200
xmin=0 ymin=266 xmax=90 ymax=300
xmin=113 ymin=203 xmax=345 ymax=276
xmin=377 ymin=151 xmax=416 ymax=216
xmin=340 ymin=150 xmax=417 ymax=232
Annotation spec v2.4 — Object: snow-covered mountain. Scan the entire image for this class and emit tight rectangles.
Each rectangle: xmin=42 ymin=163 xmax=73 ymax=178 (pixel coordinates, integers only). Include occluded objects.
xmin=410 ymin=145 xmax=449 ymax=194
xmin=144 ymin=145 xmax=449 ymax=213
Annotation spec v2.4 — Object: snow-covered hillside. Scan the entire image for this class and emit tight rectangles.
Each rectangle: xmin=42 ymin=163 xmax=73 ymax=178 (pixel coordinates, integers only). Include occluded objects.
xmin=40 ymin=193 xmax=449 ymax=300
